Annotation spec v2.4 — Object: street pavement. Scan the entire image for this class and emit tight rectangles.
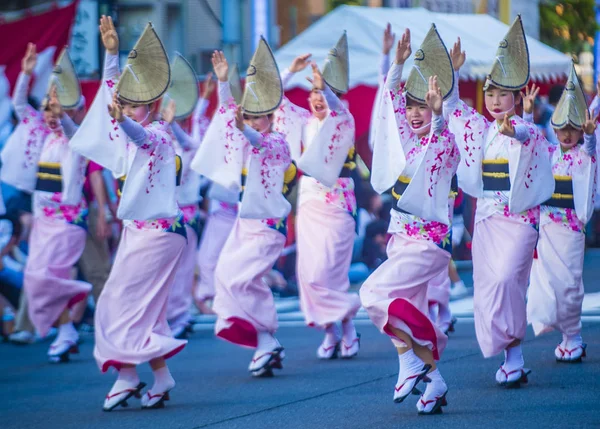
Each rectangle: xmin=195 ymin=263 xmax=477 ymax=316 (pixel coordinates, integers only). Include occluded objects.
xmin=2 ymin=250 xmax=600 ymax=428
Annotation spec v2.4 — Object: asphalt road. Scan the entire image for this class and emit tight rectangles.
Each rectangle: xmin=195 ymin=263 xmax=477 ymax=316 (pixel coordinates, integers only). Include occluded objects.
xmin=1 ymin=319 xmax=599 ymax=429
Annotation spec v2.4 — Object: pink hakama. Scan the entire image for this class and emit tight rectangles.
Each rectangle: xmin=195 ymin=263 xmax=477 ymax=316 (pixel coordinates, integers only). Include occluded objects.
xmin=296 ymin=199 xmax=361 ymax=328
xmin=427 ymin=269 xmax=451 ymax=308
xmin=195 ymin=207 xmax=236 ymax=301
xmin=94 ymin=225 xmax=187 ymax=372
xmin=213 ymin=218 xmax=285 ymax=348
xmin=360 ymin=234 xmax=450 ymax=360
xmin=167 ymin=224 xmax=199 ymax=331
xmin=527 ymin=222 xmax=585 ymax=337
xmin=24 ymin=217 xmax=91 ymax=337
xmin=472 ymin=214 xmax=538 ymax=357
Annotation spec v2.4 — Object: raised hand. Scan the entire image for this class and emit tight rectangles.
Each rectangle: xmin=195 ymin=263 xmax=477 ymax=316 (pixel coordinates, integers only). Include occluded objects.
xmin=234 ymin=105 xmax=244 ymax=131
xmin=289 ymin=53 xmax=312 ymax=73
xmin=395 ymin=28 xmax=411 ymax=65
xmin=48 ymin=86 xmax=63 ymax=117
xmin=449 ymin=37 xmax=466 ymax=72
xmin=162 ymin=99 xmax=176 ymax=124
xmin=107 ymin=92 xmax=124 ymax=122
xmin=21 ymin=43 xmax=37 ymax=75
xmin=499 ymin=114 xmax=515 ymax=137
xmin=583 ymin=109 xmax=597 ymax=135
xmin=425 ymin=76 xmax=443 ymax=116
xmin=305 ymin=62 xmax=325 ymax=90
xmin=202 ymin=72 xmax=216 ymax=98
xmin=99 ymin=15 xmax=119 ymax=55
xmin=212 ymin=51 xmax=229 ymax=82
xmin=521 ymin=83 xmax=540 ymax=115
xmin=382 ymin=23 xmax=395 ymax=55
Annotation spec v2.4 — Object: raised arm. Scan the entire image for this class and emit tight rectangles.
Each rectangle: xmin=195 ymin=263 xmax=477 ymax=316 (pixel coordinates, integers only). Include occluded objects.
xmin=12 ymin=43 xmax=37 ymax=121
xmin=171 ymin=121 xmax=196 ymax=150
xmin=211 ymin=51 xmax=235 ymax=106
xmin=385 ymin=28 xmax=411 ymax=92
xmin=583 ymin=110 xmax=597 ymax=157
xmin=380 ymin=23 xmax=395 ymax=82
xmin=99 ymin=15 xmax=120 ymax=81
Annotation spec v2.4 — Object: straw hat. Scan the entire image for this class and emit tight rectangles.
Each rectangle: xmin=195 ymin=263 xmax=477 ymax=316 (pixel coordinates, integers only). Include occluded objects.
xmin=116 ymin=23 xmax=170 ymax=105
xmin=404 ymin=24 xmax=454 ymax=103
xmin=483 ymin=15 xmax=530 ymax=91
xmin=241 ymin=37 xmax=282 ymax=116
xmin=322 ymin=31 xmax=349 ymax=94
xmin=551 ymin=62 xmax=587 ymax=130
xmin=229 ymin=63 xmax=243 ymax=104
xmin=164 ymin=52 xmax=199 ymax=120
xmin=48 ymin=46 xmax=81 ymax=109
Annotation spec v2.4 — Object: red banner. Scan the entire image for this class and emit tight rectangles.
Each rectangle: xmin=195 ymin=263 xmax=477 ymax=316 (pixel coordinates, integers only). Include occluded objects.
xmin=0 ymin=1 xmax=79 ymax=94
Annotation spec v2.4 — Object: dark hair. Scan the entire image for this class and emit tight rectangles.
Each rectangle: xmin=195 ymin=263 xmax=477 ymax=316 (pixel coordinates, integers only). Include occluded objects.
xmin=548 ymin=85 xmax=565 ymax=105
xmin=28 ymin=96 xmax=39 ymax=111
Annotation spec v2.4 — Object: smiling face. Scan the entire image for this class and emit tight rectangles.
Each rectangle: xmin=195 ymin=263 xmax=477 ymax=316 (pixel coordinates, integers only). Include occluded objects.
xmin=243 ymin=113 xmax=272 ymax=133
xmin=309 ymin=89 xmax=328 ymax=120
xmin=484 ymin=86 xmax=520 ymax=120
xmin=555 ymin=125 xmax=582 ymax=151
xmin=405 ymin=97 xmax=432 ymax=137
xmin=121 ymin=101 xmax=152 ymax=125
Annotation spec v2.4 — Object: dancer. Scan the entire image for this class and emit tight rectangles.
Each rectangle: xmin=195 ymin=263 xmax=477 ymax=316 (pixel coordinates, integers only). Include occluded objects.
xmin=165 ymin=54 xmax=213 ymax=338
xmin=361 ymin=26 xmax=459 ymax=415
xmin=70 ymin=16 xmax=186 ymax=410
xmin=525 ymin=63 xmax=597 ymax=363
xmin=191 ymin=40 xmax=295 ymax=377
xmin=274 ymin=32 xmax=361 ymax=359
xmin=194 ymin=66 xmax=242 ymax=315
xmin=10 ymin=43 xmax=90 ymax=363
xmin=445 ymin=17 xmax=554 ymax=387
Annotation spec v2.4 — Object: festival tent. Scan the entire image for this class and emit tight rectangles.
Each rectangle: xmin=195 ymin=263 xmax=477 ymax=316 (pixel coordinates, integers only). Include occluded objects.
xmin=274 ymin=5 xmax=572 ymax=165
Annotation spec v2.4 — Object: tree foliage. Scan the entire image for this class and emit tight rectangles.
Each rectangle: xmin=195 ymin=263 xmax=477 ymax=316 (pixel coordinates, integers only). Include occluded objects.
xmin=327 ymin=0 xmax=363 ymax=13
xmin=539 ymin=0 xmax=599 ymax=55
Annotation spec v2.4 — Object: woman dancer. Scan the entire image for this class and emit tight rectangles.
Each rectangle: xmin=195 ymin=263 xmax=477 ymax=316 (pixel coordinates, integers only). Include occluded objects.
xmin=69 ymin=16 xmax=186 ymax=410
xmin=526 ymin=63 xmax=596 ymax=363
xmin=445 ymin=17 xmax=553 ymax=387
xmin=361 ymin=26 xmax=459 ymax=415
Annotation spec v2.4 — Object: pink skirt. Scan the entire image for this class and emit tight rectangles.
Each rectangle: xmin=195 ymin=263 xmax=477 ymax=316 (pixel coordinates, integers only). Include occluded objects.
xmin=527 ymin=221 xmax=585 ymax=337
xmin=167 ymin=224 xmax=199 ymax=330
xmin=213 ymin=218 xmax=285 ymax=348
xmin=195 ymin=208 xmax=237 ymax=301
xmin=94 ymin=224 xmax=187 ymax=372
xmin=360 ymin=233 xmax=450 ymax=360
xmin=472 ymin=214 xmax=537 ymax=358
xmin=296 ymin=199 xmax=361 ymax=328
xmin=24 ymin=217 xmax=91 ymax=337
xmin=427 ymin=268 xmax=451 ymax=308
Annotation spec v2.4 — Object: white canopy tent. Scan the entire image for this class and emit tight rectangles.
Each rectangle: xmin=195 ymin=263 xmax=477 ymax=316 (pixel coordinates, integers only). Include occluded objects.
xmin=274 ymin=6 xmax=571 ymax=90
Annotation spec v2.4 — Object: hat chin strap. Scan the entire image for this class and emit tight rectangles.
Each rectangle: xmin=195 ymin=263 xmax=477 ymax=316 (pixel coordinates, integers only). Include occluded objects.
xmin=486 ymin=93 xmax=515 ymax=120
xmin=409 ymin=121 xmax=432 ymax=134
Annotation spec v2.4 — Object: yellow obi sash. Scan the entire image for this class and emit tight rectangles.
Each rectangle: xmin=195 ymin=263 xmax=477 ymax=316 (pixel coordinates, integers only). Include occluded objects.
xmin=482 ymin=158 xmax=510 ymax=191
xmin=36 ymin=162 xmax=62 ymax=193
xmin=117 ymin=155 xmax=182 ymax=197
xmin=544 ymin=175 xmax=574 ymax=209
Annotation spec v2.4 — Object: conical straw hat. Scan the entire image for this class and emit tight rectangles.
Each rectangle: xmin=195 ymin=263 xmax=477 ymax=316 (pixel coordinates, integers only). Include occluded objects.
xmin=483 ymin=15 xmax=530 ymax=91
xmin=165 ymin=52 xmax=199 ymax=120
xmin=116 ymin=23 xmax=170 ymax=105
xmin=322 ymin=32 xmax=349 ymax=94
xmin=404 ymin=24 xmax=454 ymax=103
xmin=229 ymin=63 xmax=243 ymax=104
xmin=48 ymin=46 xmax=81 ymax=109
xmin=241 ymin=37 xmax=282 ymax=116
xmin=551 ymin=62 xmax=587 ymax=130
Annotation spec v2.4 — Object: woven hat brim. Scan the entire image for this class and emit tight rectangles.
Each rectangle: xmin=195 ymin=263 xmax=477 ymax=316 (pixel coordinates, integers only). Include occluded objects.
xmin=241 ymin=37 xmax=283 ymax=116
xmin=404 ymin=24 xmax=454 ymax=102
xmin=49 ymin=47 xmax=81 ymax=109
xmin=551 ymin=63 xmax=588 ymax=130
xmin=166 ymin=52 xmax=199 ymax=120
xmin=322 ymin=32 xmax=349 ymax=94
xmin=116 ymin=23 xmax=171 ymax=105
xmin=485 ymin=15 xmax=530 ymax=91
xmin=228 ymin=64 xmax=243 ymax=105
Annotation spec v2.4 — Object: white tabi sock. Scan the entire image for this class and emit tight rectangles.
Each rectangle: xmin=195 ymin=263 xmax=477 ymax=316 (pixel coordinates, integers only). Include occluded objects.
xmin=564 ymin=333 xmax=582 ymax=347
xmin=504 ymin=344 xmax=524 ymax=370
xmin=108 ymin=367 xmax=140 ymax=396
xmin=257 ymin=331 xmax=279 ymax=352
xmin=57 ymin=322 xmax=78 ymax=343
xmin=151 ymin=366 xmax=175 ymax=394
xmin=398 ymin=349 xmax=425 ymax=375
xmin=341 ymin=319 xmax=356 ymax=342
